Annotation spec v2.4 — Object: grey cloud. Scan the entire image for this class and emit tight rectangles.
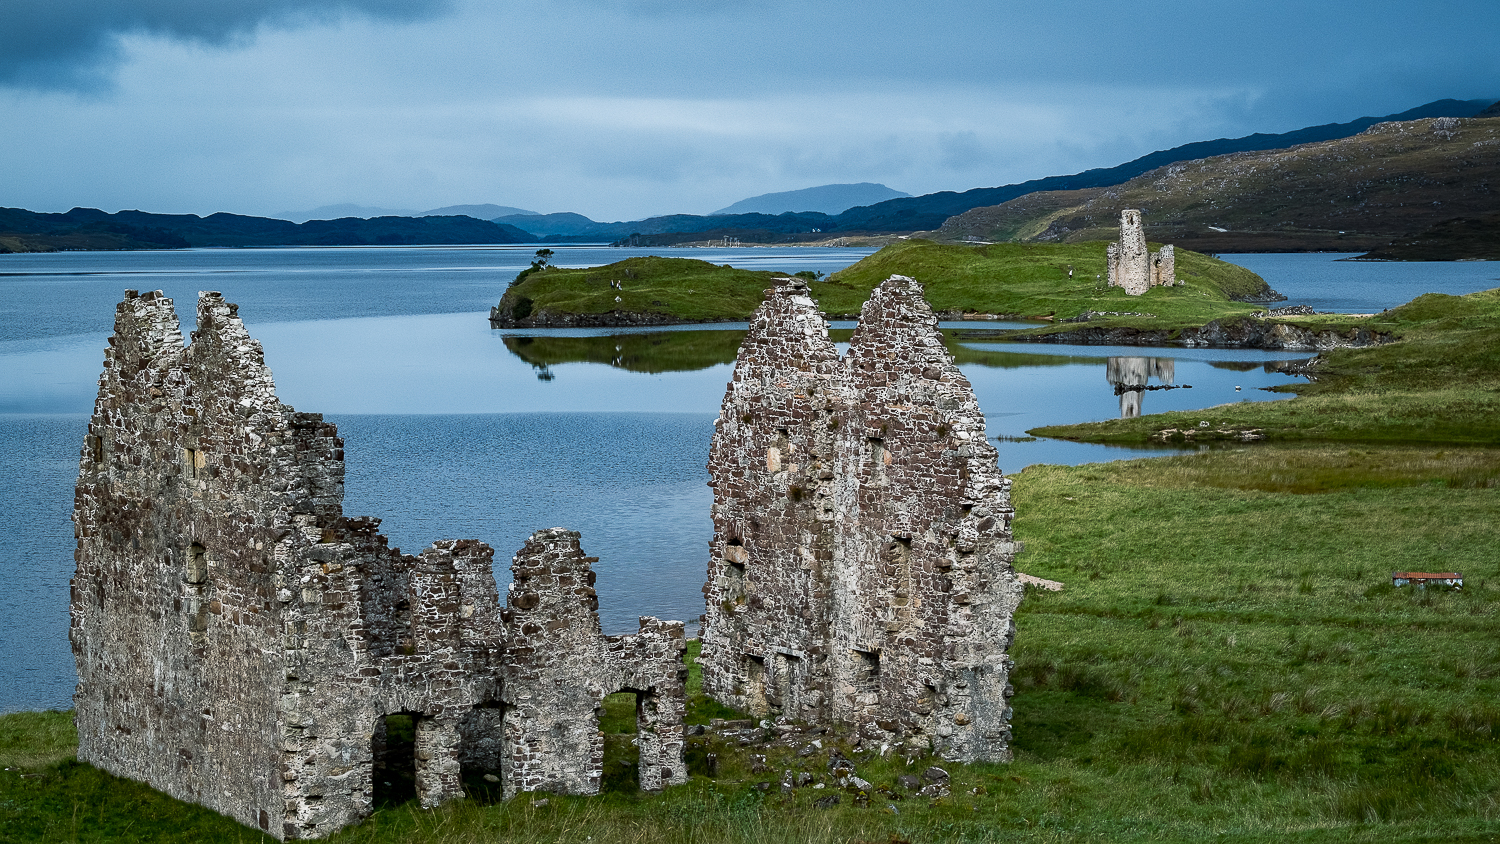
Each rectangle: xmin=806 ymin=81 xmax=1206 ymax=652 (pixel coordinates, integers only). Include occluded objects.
xmin=0 ymin=0 xmax=452 ymax=90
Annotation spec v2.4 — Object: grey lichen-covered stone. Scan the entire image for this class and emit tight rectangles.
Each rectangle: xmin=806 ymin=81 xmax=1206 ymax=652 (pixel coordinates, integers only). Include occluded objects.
xmin=699 ymin=275 xmax=1023 ymax=763
xmin=499 ymin=528 xmax=688 ymax=799
xmin=71 ymin=291 xmax=686 ymax=840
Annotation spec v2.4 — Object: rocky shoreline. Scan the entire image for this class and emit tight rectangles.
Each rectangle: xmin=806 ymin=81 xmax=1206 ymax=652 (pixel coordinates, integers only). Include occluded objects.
xmin=1006 ymin=316 xmax=1395 ymax=351
xmin=489 ymin=306 xmax=746 ymax=328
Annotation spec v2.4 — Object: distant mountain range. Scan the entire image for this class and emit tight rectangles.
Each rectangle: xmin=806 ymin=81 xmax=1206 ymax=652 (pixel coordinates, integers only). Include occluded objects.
xmin=710 ymin=183 xmax=910 ymax=216
xmin=0 ymin=207 xmax=533 ymax=252
xmin=499 ymin=98 xmax=1500 ymax=245
xmin=274 ymin=203 xmax=539 ymax=223
xmin=4 ymin=97 xmax=1495 ymax=253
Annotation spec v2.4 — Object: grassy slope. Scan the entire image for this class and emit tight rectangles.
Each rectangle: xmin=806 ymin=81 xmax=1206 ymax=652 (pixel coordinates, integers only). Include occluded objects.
xmin=822 ymin=239 xmax=1274 ymax=321
xmin=1035 ymin=288 xmax=1500 ymax=445
xmin=936 ymin=117 xmax=1500 ymax=254
xmin=494 ymin=242 xmax=1273 ymax=325
xmin=5 ymin=449 xmax=1499 ymax=843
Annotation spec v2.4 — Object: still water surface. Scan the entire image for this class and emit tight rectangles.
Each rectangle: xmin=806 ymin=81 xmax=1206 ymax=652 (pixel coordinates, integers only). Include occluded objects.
xmin=1 ymin=246 xmax=1493 ymax=711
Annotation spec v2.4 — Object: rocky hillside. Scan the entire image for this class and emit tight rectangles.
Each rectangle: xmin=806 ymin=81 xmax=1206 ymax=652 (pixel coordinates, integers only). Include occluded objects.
xmin=933 ymin=116 xmax=1500 ymax=253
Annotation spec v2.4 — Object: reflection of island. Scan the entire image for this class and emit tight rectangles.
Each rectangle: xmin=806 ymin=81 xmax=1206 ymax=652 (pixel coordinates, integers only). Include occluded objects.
xmin=503 ymin=331 xmax=744 ymax=379
xmin=502 ymin=328 xmax=1103 ymax=379
xmin=1106 ymin=356 xmax=1181 ymax=418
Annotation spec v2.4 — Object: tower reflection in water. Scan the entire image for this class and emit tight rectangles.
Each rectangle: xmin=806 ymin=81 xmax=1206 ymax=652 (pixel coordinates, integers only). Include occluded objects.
xmin=1106 ymin=357 xmax=1177 ymax=418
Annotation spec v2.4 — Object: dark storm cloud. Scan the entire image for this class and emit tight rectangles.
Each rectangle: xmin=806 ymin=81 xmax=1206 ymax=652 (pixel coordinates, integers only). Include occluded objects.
xmin=0 ymin=0 xmax=452 ymax=89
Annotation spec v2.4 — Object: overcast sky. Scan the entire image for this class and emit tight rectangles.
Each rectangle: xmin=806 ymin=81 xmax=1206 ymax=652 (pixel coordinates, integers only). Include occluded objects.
xmin=3 ymin=0 xmax=1497 ymax=221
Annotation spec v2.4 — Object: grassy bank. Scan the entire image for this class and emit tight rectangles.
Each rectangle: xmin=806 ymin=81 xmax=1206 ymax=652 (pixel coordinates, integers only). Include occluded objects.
xmin=491 ymin=241 xmax=1275 ymax=327
xmin=825 ymin=239 xmax=1277 ymax=322
xmin=1032 ymin=288 xmax=1500 ymax=445
xmin=5 ymin=446 xmax=1498 ymax=842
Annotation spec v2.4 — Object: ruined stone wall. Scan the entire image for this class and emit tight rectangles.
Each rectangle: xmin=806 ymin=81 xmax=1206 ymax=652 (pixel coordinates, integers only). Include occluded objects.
xmin=834 ymin=277 xmax=1021 ymax=761
xmin=701 ymin=276 xmax=1022 ymax=764
xmin=500 ymin=528 xmax=687 ymax=799
xmin=699 ymin=284 xmax=844 ymax=723
xmin=73 ymin=291 xmax=343 ymax=836
xmin=1109 ymin=209 xmax=1151 ymax=295
xmin=1150 ymin=243 xmax=1175 ymax=288
xmin=74 ymin=291 xmax=687 ymax=840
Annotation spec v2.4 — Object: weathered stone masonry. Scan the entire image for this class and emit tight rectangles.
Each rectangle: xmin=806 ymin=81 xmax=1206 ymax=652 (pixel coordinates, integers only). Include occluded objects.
xmin=1106 ymin=209 xmax=1175 ymax=295
xmin=72 ymin=290 xmax=686 ymax=840
xmin=699 ymin=276 xmax=1023 ymax=763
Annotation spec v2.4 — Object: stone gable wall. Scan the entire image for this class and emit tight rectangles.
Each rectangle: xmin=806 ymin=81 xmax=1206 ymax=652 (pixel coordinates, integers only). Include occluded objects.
xmin=700 ymin=276 xmax=1022 ymax=763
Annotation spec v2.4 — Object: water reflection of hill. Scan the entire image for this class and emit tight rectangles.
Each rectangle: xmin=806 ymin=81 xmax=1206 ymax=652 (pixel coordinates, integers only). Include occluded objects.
xmin=503 ymin=331 xmax=745 ymax=375
xmin=503 ymin=328 xmax=1108 ymax=376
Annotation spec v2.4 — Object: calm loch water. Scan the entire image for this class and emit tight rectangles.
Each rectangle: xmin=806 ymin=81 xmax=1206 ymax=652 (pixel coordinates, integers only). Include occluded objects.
xmin=2 ymin=246 xmax=1493 ymax=712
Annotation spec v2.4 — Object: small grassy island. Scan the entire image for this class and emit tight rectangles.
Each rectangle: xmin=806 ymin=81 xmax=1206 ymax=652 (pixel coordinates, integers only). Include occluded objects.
xmin=490 ymin=240 xmax=1281 ymax=328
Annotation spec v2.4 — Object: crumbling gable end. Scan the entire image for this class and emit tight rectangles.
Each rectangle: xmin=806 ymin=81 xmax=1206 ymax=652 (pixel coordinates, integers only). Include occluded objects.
xmin=700 ymin=275 xmax=1023 ymax=763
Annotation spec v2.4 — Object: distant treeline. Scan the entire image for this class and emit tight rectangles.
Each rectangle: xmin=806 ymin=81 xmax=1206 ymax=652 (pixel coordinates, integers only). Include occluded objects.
xmin=0 ymin=207 xmax=533 ymax=252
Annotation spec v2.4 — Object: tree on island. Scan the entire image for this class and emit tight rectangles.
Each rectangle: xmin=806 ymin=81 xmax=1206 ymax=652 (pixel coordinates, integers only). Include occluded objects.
xmin=511 ymin=248 xmax=557 ymax=287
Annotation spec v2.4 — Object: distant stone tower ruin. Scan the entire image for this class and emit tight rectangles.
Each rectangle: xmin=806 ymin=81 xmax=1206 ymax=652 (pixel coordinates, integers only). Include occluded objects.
xmin=1107 ymin=210 xmax=1175 ymax=295
xmin=71 ymin=291 xmax=686 ymax=840
xmin=699 ymin=276 xmax=1022 ymax=763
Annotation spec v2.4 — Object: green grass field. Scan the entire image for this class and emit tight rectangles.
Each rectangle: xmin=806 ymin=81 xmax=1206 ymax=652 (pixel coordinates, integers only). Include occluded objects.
xmin=6 ymin=444 xmax=1499 ymax=842
xmin=825 ymin=239 xmax=1276 ymax=322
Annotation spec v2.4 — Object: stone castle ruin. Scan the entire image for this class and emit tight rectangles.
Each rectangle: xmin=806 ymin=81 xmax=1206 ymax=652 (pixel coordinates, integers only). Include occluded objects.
xmin=72 ymin=278 xmax=1025 ymax=838
xmin=1106 ymin=209 xmax=1175 ymax=295
xmin=699 ymin=276 xmax=1023 ymax=763
xmin=71 ymin=291 xmax=687 ymax=840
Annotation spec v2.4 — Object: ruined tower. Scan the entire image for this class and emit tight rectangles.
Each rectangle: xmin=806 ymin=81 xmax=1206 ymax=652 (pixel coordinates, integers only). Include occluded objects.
xmin=1107 ymin=210 xmax=1175 ymax=295
xmin=699 ymin=276 xmax=1022 ymax=762
xmin=72 ymin=291 xmax=686 ymax=840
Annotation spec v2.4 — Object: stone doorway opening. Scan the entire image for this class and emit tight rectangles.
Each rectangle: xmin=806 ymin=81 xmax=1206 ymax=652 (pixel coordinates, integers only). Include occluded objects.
xmin=599 ymin=690 xmax=642 ymax=791
xmin=372 ymin=712 xmax=418 ymax=808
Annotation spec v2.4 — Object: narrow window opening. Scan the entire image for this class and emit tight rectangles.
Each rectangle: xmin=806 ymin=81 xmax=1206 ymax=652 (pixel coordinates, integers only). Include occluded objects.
xmin=851 ymin=649 xmax=881 ymax=701
xmin=183 ymin=447 xmax=202 ymax=480
xmin=185 ymin=543 xmax=208 ymax=585
xmin=88 ymin=434 xmax=104 ymax=465
xmin=866 ymin=437 xmax=888 ymax=486
xmin=772 ymin=653 xmax=803 ymax=716
xmin=185 ymin=542 xmax=210 ymax=638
